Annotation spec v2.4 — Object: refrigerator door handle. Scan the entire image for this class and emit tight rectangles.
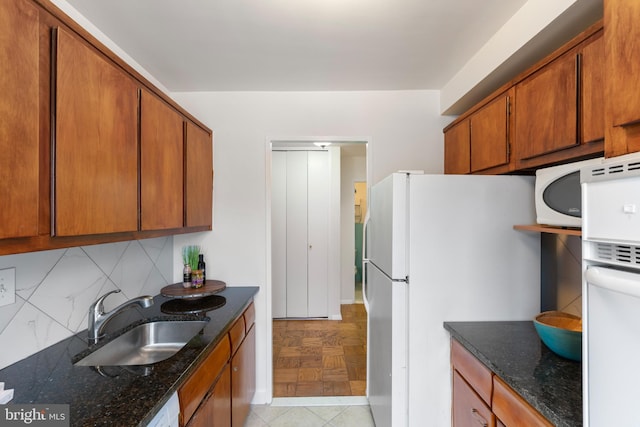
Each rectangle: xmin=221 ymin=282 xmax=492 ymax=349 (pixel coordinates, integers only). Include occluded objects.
xmin=362 ymin=210 xmax=371 ymax=312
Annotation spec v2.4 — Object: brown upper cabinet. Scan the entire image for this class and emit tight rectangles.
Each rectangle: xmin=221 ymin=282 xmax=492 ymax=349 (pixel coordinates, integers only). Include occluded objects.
xmin=444 ymin=22 xmax=604 ymax=174
xmin=513 ymin=50 xmax=579 ymax=163
xmin=513 ymin=30 xmax=604 ymax=170
xmin=53 ymin=26 xmax=139 ymax=237
xmin=0 ymin=0 xmax=213 ymax=255
xmin=470 ymin=89 xmax=513 ymax=174
xmin=444 ymin=119 xmax=470 ymax=174
xmin=581 ymin=33 xmax=605 ymax=145
xmin=444 ymin=89 xmax=513 ymax=175
xmin=0 ymin=0 xmax=40 ymax=239
xmin=604 ymin=0 xmax=640 ymax=157
xmin=140 ymin=90 xmax=185 ymax=231
xmin=185 ymin=122 xmax=214 ymax=228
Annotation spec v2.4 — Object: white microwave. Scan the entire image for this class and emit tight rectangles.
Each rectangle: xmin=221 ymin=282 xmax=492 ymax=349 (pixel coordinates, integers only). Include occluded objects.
xmin=535 ymin=157 xmax=604 ymax=227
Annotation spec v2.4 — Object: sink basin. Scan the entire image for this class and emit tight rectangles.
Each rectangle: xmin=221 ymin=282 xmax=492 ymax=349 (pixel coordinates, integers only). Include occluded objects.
xmin=75 ymin=320 xmax=209 ymax=366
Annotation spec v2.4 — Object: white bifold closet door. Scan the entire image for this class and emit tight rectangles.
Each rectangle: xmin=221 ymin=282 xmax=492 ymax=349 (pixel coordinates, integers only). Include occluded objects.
xmin=272 ymin=150 xmax=329 ymax=318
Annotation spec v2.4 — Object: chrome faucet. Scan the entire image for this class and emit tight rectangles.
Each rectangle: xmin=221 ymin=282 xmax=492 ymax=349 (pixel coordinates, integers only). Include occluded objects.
xmin=88 ymin=290 xmax=154 ymax=344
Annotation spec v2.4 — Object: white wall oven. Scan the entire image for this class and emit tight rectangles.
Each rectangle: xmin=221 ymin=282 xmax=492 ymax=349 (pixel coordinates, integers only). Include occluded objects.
xmin=582 ymin=154 xmax=640 ymax=426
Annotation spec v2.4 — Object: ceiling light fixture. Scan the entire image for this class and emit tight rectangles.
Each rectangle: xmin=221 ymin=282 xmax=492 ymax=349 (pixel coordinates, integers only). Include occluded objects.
xmin=313 ymin=142 xmax=332 ymax=149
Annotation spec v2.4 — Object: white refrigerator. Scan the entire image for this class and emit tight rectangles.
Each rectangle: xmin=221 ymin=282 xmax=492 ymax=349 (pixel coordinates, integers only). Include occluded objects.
xmin=363 ymin=173 xmax=541 ymax=427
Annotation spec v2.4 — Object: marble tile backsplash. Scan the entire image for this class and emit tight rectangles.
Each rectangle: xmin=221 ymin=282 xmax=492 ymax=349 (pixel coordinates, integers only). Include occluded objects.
xmin=555 ymin=234 xmax=582 ymax=317
xmin=0 ymin=237 xmax=173 ymax=370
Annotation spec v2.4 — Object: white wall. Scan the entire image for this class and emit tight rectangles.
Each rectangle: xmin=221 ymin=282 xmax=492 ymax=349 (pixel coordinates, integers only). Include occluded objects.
xmin=171 ymin=90 xmax=448 ymax=403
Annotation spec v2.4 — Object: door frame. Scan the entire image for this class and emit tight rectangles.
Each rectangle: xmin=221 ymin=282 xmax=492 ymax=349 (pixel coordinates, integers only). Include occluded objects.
xmin=264 ymin=135 xmax=372 ymax=402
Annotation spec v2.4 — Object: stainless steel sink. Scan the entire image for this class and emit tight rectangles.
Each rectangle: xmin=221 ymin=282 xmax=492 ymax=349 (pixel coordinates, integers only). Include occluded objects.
xmin=75 ymin=320 xmax=209 ymax=366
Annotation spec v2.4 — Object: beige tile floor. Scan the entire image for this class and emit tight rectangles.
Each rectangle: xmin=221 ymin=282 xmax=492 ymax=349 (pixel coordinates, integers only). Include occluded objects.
xmin=245 ymin=403 xmax=375 ymax=427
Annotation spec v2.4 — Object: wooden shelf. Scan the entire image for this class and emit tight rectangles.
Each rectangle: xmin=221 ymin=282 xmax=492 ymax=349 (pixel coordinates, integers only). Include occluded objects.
xmin=513 ymin=224 xmax=582 ymax=236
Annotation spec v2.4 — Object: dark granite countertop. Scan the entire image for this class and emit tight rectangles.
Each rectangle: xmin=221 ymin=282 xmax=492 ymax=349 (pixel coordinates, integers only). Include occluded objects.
xmin=0 ymin=286 xmax=259 ymax=426
xmin=444 ymin=321 xmax=582 ymax=427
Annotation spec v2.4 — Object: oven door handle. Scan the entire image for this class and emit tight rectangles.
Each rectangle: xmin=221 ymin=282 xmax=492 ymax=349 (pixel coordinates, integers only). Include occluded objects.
xmin=586 ymin=266 xmax=640 ymax=299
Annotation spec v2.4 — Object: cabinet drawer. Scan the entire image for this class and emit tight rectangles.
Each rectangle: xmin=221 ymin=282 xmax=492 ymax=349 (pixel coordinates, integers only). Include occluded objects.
xmin=453 ymin=371 xmax=495 ymax=427
xmin=179 ymin=335 xmax=231 ymax=426
xmin=243 ymin=302 xmax=255 ymax=333
xmin=451 ymin=339 xmax=493 ymax=405
xmin=228 ymin=316 xmax=246 ymax=355
xmin=492 ymin=376 xmax=552 ymax=427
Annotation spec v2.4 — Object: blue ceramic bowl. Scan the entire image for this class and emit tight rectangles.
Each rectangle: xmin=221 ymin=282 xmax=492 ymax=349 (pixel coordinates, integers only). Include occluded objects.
xmin=533 ymin=311 xmax=582 ymax=362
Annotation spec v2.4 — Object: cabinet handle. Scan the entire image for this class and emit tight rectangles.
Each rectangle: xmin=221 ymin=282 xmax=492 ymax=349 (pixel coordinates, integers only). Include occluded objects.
xmin=505 ymin=95 xmax=511 ymax=161
xmin=471 ymin=409 xmax=488 ymax=427
xmin=575 ymin=53 xmax=581 ymax=144
xmin=50 ymin=27 xmax=60 ymax=237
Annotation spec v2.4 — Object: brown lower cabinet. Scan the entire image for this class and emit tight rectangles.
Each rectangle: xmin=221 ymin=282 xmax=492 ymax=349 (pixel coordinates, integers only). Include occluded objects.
xmin=451 ymin=339 xmax=552 ymax=427
xmin=185 ymin=363 xmax=232 ymax=427
xmin=179 ymin=302 xmax=256 ymax=427
xmin=453 ymin=371 xmax=495 ymax=427
xmin=232 ymin=326 xmax=256 ymax=427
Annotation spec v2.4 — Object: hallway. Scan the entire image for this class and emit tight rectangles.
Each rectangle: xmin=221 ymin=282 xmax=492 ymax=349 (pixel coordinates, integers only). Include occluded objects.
xmin=272 ymin=304 xmax=367 ymax=397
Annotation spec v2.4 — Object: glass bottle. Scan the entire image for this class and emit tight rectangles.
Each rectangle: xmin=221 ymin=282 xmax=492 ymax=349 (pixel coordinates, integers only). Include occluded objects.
xmin=183 ymin=263 xmax=192 ymax=288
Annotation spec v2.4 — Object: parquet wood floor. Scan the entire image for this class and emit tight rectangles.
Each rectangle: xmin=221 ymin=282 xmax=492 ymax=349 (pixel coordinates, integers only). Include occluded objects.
xmin=272 ymin=303 xmax=367 ymax=397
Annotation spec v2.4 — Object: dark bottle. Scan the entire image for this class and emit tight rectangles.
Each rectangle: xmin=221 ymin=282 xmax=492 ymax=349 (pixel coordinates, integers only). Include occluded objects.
xmin=198 ymin=254 xmax=206 ymax=284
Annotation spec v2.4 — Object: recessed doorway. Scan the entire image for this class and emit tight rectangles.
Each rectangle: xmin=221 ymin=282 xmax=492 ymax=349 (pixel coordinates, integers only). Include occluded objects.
xmin=268 ymin=138 xmax=368 ymax=398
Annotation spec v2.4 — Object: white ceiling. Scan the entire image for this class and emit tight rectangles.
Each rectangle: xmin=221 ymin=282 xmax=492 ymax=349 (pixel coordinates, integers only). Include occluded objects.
xmin=63 ymin=0 xmax=531 ymax=93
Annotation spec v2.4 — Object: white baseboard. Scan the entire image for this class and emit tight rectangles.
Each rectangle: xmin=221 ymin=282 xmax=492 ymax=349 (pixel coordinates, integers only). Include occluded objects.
xmin=251 ymin=389 xmax=269 ymax=405
xmin=270 ymin=396 xmax=369 ymax=406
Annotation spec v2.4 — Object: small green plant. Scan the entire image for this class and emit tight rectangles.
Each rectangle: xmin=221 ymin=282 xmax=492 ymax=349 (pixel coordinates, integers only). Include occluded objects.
xmin=182 ymin=245 xmax=200 ymax=270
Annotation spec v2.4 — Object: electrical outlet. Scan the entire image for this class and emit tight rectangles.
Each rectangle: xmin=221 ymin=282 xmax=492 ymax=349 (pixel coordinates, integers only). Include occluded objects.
xmin=0 ymin=267 xmax=16 ymax=307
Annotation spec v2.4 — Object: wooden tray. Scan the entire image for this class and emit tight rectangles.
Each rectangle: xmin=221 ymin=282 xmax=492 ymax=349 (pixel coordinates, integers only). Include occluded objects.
xmin=160 ymin=280 xmax=226 ymax=299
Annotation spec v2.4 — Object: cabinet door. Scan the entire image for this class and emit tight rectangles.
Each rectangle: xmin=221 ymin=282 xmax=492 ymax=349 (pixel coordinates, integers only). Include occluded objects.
xmin=54 ymin=27 xmax=138 ymax=236
xmin=606 ymin=0 xmax=640 ymax=128
xmin=604 ymin=0 xmax=640 ymax=156
xmin=514 ymin=52 xmax=578 ymax=161
xmin=307 ymin=151 xmax=329 ymax=317
xmin=581 ymin=33 xmax=604 ymax=145
xmin=451 ymin=339 xmax=492 ymax=405
xmin=231 ymin=326 xmax=256 ymax=427
xmin=470 ymin=91 xmax=511 ymax=173
xmin=0 ymin=0 xmax=40 ymax=239
xmin=452 ymin=371 xmax=495 ymax=427
xmin=285 ymin=151 xmax=308 ymax=318
xmin=179 ymin=336 xmax=231 ymax=426
xmin=444 ymin=120 xmax=470 ymax=174
xmin=187 ymin=364 xmax=231 ymax=427
xmin=185 ymin=121 xmax=213 ymax=228
xmin=492 ymin=376 xmax=552 ymax=427
xmin=140 ymin=90 xmax=183 ymax=230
